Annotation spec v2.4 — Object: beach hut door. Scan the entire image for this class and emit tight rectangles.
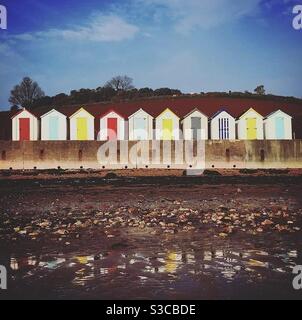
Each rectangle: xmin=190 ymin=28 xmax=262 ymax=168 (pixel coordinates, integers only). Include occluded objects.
xmin=107 ymin=118 xmax=118 ymax=140
xmin=162 ymin=119 xmax=173 ymax=140
xmin=191 ymin=117 xmax=201 ymax=140
xmin=219 ymin=118 xmax=230 ymax=140
xmin=246 ymin=118 xmax=257 ymax=140
xmin=134 ymin=117 xmax=147 ymax=140
xmin=19 ymin=118 xmax=30 ymax=141
xmin=77 ymin=118 xmax=88 ymax=140
xmin=49 ymin=116 xmax=59 ymax=140
xmin=276 ymin=117 xmax=284 ymax=139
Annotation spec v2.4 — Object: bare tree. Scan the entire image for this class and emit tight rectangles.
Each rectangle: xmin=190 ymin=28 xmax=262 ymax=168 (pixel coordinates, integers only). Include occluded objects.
xmin=9 ymin=77 xmax=45 ymax=108
xmin=105 ymin=75 xmax=134 ymax=91
xmin=254 ymin=85 xmax=266 ymax=95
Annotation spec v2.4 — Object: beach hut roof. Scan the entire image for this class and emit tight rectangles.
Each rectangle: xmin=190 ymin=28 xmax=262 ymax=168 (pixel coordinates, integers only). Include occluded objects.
xmin=264 ymin=109 xmax=292 ymax=120
xmin=99 ymin=108 xmax=125 ymax=119
xmin=40 ymin=108 xmax=67 ymax=118
xmin=10 ymin=108 xmax=38 ymax=120
xmin=128 ymin=108 xmax=153 ymax=119
xmin=69 ymin=107 xmax=94 ymax=118
xmin=237 ymin=107 xmax=264 ymax=120
xmin=156 ymin=107 xmax=180 ymax=119
xmin=183 ymin=107 xmax=208 ymax=119
xmin=11 ymin=95 xmax=300 ymax=120
xmin=209 ymin=108 xmax=234 ymax=120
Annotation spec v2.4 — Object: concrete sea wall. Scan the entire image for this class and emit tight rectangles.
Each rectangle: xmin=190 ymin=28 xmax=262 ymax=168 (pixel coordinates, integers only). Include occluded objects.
xmin=0 ymin=140 xmax=302 ymax=170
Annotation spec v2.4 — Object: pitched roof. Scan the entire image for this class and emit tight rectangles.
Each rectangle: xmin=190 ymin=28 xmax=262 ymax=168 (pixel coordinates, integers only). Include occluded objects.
xmin=69 ymin=107 xmax=95 ymax=118
xmin=156 ymin=107 xmax=180 ymax=119
xmin=210 ymin=109 xmax=235 ymax=120
xmin=48 ymin=96 xmax=302 ymax=120
xmin=1 ymin=95 xmax=302 ymax=139
xmin=99 ymin=108 xmax=125 ymax=119
xmin=128 ymin=108 xmax=153 ymax=119
xmin=10 ymin=108 xmax=39 ymax=119
xmin=183 ymin=107 xmax=208 ymax=119
xmin=264 ymin=109 xmax=292 ymax=119
xmin=237 ymin=107 xmax=264 ymax=120
xmin=40 ymin=108 xmax=67 ymax=118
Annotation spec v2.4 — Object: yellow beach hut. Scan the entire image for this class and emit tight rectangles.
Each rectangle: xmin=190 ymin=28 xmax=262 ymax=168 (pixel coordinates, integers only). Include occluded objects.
xmin=155 ymin=108 xmax=180 ymax=140
xmin=236 ymin=108 xmax=264 ymax=140
xmin=69 ymin=107 xmax=95 ymax=141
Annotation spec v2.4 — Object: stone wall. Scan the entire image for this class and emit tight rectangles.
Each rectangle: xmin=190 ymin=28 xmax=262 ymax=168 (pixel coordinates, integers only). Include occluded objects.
xmin=0 ymin=140 xmax=301 ymax=170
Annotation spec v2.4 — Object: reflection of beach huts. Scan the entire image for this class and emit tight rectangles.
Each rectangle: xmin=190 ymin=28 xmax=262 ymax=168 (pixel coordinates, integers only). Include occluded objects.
xmin=236 ymin=108 xmax=264 ymax=140
xmin=264 ymin=110 xmax=292 ymax=140
xmin=11 ymin=108 xmax=39 ymax=141
xmin=164 ymin=252 xmax=182 ymax=273
xmin=41 ymin=109 xmax=67 ymax=141
xmin=155 ymin=108 xmax=180 ymax=140
xmin=99 ymin=110 xmax=125 ymax=141
xmin=128 ymin=108 xmax=153 ymax=140
xmin=210 ymin=110 xmax=236 ymax=140
xmin=182 ymin=108 xmax=208 ymax=140
xmin=69 ymin=108 xmax=94 ymax=141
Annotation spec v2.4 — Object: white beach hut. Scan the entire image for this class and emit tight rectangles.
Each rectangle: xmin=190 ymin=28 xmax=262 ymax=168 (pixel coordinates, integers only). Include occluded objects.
xmin=11 ymin=108 xmax=39 ymax=141
xmin=99 ymin=109 xmax=125 ymax=141
xmin=41 ymin=109 xmax=67 ymax=141
xmin=182 ymin=108 xmax=208 ymax=140
xmin=128 ymin=108 xmax=153 ymax=140
xmin=264 ymin=109 xmax=292 ymax=140
xmin=210 ymin=110 xmax=236 ymax=140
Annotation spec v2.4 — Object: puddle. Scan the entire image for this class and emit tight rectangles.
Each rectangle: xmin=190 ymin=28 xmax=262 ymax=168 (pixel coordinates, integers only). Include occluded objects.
xmin=3 ymin=241 xmax=302 ymax=299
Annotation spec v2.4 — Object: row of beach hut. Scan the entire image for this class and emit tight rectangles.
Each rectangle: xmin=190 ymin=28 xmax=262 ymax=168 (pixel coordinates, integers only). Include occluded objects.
xmin=11 ymin=106 xmax=293 ymax=141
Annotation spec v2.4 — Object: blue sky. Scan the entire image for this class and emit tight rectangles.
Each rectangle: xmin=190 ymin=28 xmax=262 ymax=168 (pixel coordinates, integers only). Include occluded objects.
xmin=0 ymin=0 xmax=302 ymax=109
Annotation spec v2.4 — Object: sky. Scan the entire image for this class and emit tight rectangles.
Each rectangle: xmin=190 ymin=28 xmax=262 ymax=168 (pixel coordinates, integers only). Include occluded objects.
xmin=0 ymin=0 xmax=302 ymax=109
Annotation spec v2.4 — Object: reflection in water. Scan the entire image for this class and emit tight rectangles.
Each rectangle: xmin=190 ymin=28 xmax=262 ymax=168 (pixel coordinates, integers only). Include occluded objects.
xmin=8 ymin=245 xmax=300 ymax=298
xmin=10 ymin=256 xmax=39 ymax=271
xmin=75 ymin=256 xmax=94 ymax=265
xmin=39 ymin=257 xmax=66 ymax=270
xmin=164 ymin=252 xmax=182 ymax=274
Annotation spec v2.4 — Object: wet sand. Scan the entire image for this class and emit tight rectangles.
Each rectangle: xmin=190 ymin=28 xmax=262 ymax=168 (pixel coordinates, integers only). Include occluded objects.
xmin=0 ymin=174 xmax=302 ymax=300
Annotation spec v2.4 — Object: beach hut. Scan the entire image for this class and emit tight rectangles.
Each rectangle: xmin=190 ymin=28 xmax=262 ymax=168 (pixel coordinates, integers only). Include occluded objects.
xmin=99 ymin=109 xmax=125 ymax=140
xmin=210 ymin=110 xmax=236 ymax=140
xmin=182 ymin=108 xmax=208 ymax=140
xmin=128 ymin=108 xmax=153 ymax=140
xmin=155 ymin=108 xmax=180 ymax=140
xmin=69 ymin=107 xmax=94 ymax=141
xmin=264 ymin=110 xmax=292 ymax=140
xmin=11 ymin=108 xmax=39 ymax=141
xmin=40 ymin=109 xmax=67 ymax=141
xmin=236 ymin=108 xmax=264 ymax=140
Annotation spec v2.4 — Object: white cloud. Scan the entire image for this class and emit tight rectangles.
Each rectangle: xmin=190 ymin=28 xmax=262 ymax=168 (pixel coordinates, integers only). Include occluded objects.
xmin=135 ymin=0 xmax=262 ymax=32
xmin=13 ymin=13 xmax=139 ymax=42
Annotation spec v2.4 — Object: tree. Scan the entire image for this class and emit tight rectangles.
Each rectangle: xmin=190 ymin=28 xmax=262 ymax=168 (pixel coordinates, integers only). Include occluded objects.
xmin=105 ymin=75 xmax=134 ymax=91
xmin=10 ymin=105 xmax=20 ymax=112
xmin=9 ymin=77 xmax=45 ymax=109
xmin=154 ymin=88 xmax=182 ymax=96
xmin=254 ymin=85 xmax=266 ymax=95
xmin=138 ymin=87 xmax=154 ymax=97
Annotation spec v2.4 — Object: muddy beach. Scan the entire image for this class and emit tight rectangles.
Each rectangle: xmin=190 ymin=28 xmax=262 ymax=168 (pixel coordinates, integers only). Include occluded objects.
xmin=0 ymin=172 xmax=302 ymax=300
